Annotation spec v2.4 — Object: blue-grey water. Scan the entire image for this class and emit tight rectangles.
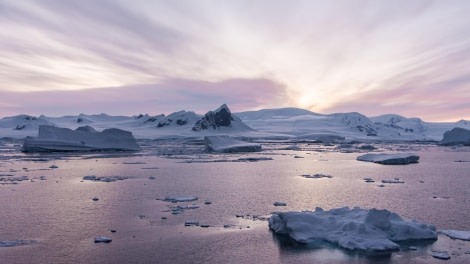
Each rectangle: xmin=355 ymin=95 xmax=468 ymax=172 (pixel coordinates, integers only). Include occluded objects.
xmin=0 ymin=140 xmax=469 ymax=263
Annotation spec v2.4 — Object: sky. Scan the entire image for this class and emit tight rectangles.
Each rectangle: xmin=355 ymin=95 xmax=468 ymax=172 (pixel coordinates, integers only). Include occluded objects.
xmin=1 ymin=0 xmax=469 ymax=122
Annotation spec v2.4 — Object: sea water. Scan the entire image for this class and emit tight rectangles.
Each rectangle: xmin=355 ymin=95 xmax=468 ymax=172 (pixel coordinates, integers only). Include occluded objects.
xmin=0 ymin=140 xmax=469 ymax=263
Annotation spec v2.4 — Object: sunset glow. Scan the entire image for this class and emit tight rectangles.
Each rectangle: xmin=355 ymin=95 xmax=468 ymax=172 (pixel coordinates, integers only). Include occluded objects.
xmin=1 ymin=0 xmax=469 ymax=121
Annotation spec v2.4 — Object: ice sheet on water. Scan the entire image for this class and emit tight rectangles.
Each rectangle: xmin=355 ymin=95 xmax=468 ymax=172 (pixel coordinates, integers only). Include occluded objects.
xmin=439 ymin=230 xmax=470 ymax=241
xmin=269 ymin=207 xmax=437 ymax=252
xmin=357 ymin=153 xmax=419 ymax=165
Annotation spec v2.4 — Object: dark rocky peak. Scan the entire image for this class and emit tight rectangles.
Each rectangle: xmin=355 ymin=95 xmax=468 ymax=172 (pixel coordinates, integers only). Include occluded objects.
xmin=192 ymin=104 xmax=234 ymax=131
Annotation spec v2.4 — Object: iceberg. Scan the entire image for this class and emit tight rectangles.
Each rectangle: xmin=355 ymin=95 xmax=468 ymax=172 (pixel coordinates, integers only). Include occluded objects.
xmin=357 ymin=153 xmax=419 ymax=165
xmin=22 ymin=125 xmax=140 ymax=152
xmin=204 ymin=135 xmax=261 ymax=153
xmin=440 ymin=127 xmax=470 ymax=146
xmin=269 ymin=207 xmax=437 ymax=252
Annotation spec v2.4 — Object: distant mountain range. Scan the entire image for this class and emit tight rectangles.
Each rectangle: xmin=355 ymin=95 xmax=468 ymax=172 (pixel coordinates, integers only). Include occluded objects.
xmin=1 ymin=104 xmax=469 ymax=142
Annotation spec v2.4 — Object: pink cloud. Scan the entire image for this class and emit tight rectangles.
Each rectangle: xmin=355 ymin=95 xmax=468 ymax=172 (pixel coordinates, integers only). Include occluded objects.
xmin=0 ymin=77 xmax=289 ymax=117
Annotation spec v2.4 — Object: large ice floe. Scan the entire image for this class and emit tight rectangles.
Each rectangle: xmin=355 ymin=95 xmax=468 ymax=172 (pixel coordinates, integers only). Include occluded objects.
xmin=269 ymin=207 xmax=437 ymax=251
xmin=22 ymin=125 xmax=140 ymax=152
xmin=204 ymin=135 xmax=261 ymax=153
xmin=356 ymin=153 xmax=419 ymax=165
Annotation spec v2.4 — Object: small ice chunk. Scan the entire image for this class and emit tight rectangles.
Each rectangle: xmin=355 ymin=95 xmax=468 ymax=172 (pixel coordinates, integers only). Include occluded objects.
xmin=164 ymin=196 xmax=198 ymax=202
xmin=185 ymin=220 xmax=199 ymax=226
xmin=381 ymin=179 xmax=404 ymax=184
xmin=237 ymin=157 xmax=273 ymax=162
xmin=301 ymin=174 xmax=332 ymax=179
xmin=432 ymin=252 xmax=451 ymax=260
xmin=94 ymin=237 xmax=112 ymax=243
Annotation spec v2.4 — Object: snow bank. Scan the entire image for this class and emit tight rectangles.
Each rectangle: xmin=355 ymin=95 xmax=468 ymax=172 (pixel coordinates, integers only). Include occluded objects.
xmin=204 ymin=135 xmax=261 ymax=153
xmin=22 ymin=125 xmax=140 ymax=152
xmin=440 ymin=127 xmax=470 ymax=146
xmin=357 ymin=153 xmax=419 ymax=165
xmin=269 ymin=207 xmax=437 ymax=251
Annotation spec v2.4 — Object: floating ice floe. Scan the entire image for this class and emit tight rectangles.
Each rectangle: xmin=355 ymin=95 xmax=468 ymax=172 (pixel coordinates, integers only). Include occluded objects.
xmin=237 ymin=157 xmax=272 ymax=162
xmin=381 ymin=179 xmax=404 ymax=184
xmin=357 ymin=153 xmax=419 ymax=165
xmin=94 ymin=237 xmax=112 ymax=243
xmin=22 ymin=125 xmax=141 ymax=152
xmin=82 ymin=175 xmax=128 ymax=182
xmin=439 ymin=230 xmax=470 ymax=241
xmin=163 ymin=196 xmax=198 ymax=202
xmin=432 ymin=251 xmax=451 ymax=260
xmin=269 ymin=207 xmax=437 ymax=252
xmin=185 ymin=220 xmax=200 ymax=226
xmin=0 ymin=240 xmax=37 ymax=247
xmin=301 ymin=174 xmax=333 ymax=179
xmin=204 ymin=135 xmax=261 ymax=153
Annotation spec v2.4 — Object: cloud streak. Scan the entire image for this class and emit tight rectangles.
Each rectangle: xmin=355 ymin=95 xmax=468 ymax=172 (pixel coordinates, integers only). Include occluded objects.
xmin=0 ymin=78 xmax=288 ymax=117
xmin=0 ymin=0 xmax=469 ymax=121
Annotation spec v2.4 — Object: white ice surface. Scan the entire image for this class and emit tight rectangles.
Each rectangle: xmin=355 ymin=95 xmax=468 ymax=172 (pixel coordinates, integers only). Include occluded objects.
xmin=269 ymin=207 xmax=437 ymax=251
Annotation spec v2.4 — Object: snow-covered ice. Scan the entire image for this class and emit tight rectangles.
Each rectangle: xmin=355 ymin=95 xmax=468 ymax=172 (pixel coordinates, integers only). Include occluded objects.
xmin=357 ymin=153 xmax=419 ymax=165
xmin=269 ymin=207 xmax=437 ymax=251
xmin=22 ymin=125 xmax=140 ymax=152
xmin=204 ymin=135 xmax=261 ymax=153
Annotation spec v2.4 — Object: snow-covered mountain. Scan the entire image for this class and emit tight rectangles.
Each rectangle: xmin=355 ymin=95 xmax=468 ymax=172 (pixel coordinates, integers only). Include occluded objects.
xmin=1 ymin=105 xmax=469 ymax=142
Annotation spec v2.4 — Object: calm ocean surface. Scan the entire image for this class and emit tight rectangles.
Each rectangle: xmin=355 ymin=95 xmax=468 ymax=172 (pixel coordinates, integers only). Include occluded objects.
xmin=0 ymin=140 xmax=469 ymax=263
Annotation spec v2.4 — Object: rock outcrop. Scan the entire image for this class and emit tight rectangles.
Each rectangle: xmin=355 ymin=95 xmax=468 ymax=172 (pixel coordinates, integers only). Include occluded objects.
xmin=192 ymin=104 xmax=253 ymax=131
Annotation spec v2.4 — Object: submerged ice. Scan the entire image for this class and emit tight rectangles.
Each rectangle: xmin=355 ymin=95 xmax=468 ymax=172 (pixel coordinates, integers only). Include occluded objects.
xmin=269 ymin=207 xmax=437 ymax=251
